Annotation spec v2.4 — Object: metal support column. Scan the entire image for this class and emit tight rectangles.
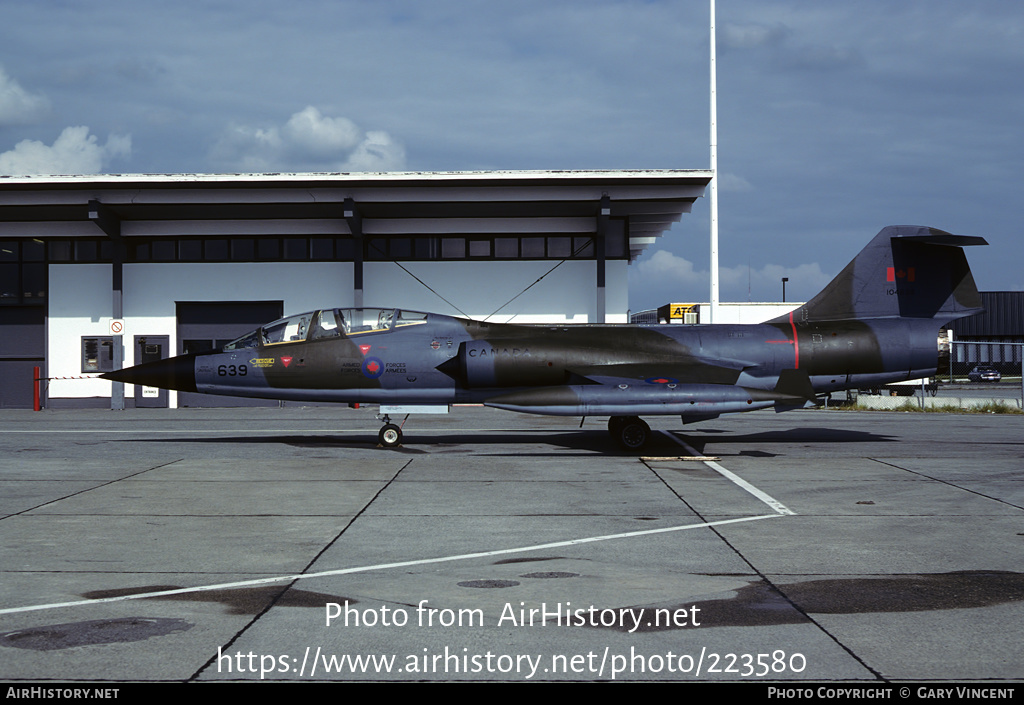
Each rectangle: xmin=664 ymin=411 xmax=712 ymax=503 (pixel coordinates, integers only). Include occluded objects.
xmin=596 ymin=195 xmax=609 ymax=324
xmin=344 ymin=198 xmax=364 ymax=309
xmin=88 ymin=199 xmax=125 ymax=410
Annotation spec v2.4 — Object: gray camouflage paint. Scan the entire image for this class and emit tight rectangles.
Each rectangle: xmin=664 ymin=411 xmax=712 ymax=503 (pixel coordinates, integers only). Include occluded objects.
xmin=104 ymin=226 xmax=985 ymax=420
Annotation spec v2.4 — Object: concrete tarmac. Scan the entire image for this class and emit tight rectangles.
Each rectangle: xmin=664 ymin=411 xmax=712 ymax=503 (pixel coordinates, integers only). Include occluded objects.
xmin=0 ymin=406 xmax=1021 ymax=683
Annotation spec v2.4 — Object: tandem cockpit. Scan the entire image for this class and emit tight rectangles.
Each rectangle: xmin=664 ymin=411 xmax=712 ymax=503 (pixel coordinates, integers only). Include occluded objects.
xmin=221 ymin=308 xmax=430 ymax=351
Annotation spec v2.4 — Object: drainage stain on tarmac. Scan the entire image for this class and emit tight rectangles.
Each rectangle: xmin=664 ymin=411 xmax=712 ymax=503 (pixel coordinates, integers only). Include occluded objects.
xmin=77 ymin=584 xmax=354 ymax=615
xmin=3 ymin=571 xmax=1019 ymax=650
xmin=591 ymin=571 xmax=1024 ymax=632
xmin=0 ymin=617 xmax=191 ymax=651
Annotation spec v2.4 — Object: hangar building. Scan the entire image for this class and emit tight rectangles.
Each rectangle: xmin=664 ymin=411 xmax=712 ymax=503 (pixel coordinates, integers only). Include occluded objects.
xmin=0 ymin=169 xmax=712 ymax=409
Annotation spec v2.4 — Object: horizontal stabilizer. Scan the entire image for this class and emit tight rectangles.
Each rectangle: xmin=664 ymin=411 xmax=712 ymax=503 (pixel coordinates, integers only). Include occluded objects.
xmin=898 ymin=234 xmax=988 ymax=247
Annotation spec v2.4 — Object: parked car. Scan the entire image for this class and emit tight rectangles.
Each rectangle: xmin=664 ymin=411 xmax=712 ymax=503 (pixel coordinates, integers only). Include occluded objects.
xmin=967 ymin=366 xmax=1001 ymax=383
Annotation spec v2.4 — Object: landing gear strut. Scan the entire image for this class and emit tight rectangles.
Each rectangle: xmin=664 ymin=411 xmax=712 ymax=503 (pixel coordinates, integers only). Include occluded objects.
xmin=608 ymin=415 xmax=650 ymax=451
xmin=376 ymin=413 xmax=406 ymax=448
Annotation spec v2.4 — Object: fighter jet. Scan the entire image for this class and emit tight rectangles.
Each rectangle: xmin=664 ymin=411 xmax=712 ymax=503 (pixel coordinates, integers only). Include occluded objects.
xmin=103 ymin=226 xmax=986 ymax=450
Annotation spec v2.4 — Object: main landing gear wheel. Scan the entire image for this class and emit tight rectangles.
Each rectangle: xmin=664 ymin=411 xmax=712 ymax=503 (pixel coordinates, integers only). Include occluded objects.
xmin=378 ymin=423 xmax=402 ymax=448
xmin=609 ymin=416 xmax=650 ymax=451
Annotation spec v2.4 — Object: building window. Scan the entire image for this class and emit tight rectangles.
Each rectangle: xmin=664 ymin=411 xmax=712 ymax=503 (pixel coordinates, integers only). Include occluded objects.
xmin=0 ymin=263 xmax=18 ymax=301
xmin=0 ymin=240 xmax=49 ymax=304
xmin=336 ymin=238 xmax=356 ymax=260
xmin=43 ymin=233 xmax=617 ymax=269
xmin=521 ymin=238 xmax=545 ymax=258
xmin=468 ymin=239 xmax=491 ymax=258
xmin=441 ymin=238 xmax=465 ymax=258
xmin=389 ymin=238 xmax=413 ymax=259
xmin=256 ymin=238 xmax=281 ymax=260
xmin=48 ymin=240 xmax=72 ymax=261
xmin=283 ymin=238 xmax=308 ymax=260
xmin=179 ymin=240 xmax=203 ymax=260
xmin=366 ymin=238 xmax=389 ymax=261
xmin=494 ymin=238 xmax=518 ymax=258
xmin=22 ymin=264 xmax=45 ymax=300
xmin=414 ymin=238 xmax=438 ymax=259
xmin=152 ymin=240 xmax=175 ymax=261
xmin=547 ymin=237 xmax=571 ymax=258
xmin=310 ymin=238 xmax=334 ymax=260
xmin=231 ymin=239 xmax=255 ymax=260
xmin=23 ymin=239 xmax=45 ymax=261
xmin=75 ymin=240 xmax=99 ymax=261
xmin=573 ymin=237 xmax=594 ymax=257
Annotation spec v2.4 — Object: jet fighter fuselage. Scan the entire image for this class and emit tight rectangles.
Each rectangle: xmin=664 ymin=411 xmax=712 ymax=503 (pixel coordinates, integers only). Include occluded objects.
xmin=103 ymin=226 xmax=987 ymax=449
xmin=182 ymin=311 xmax=935 ymax=407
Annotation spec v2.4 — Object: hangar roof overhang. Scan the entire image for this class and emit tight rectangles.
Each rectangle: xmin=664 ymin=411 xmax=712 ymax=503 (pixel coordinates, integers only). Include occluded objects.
xmin=0 ymin=169 xmax=712 ymax=261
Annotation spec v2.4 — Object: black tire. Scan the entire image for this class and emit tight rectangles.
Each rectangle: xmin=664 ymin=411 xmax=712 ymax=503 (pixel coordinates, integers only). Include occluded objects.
xmin=617 ymin=418 xmax=650 ymax=451
xmin=607 ymin=416 xmax=627 ymax=436
xmin=379 ymin=423 xmax=402 ymax=447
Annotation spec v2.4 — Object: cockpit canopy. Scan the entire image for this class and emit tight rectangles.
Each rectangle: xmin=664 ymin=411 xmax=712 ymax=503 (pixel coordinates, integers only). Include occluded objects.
xmin=222 ymin=308 xmax=429 ymax=351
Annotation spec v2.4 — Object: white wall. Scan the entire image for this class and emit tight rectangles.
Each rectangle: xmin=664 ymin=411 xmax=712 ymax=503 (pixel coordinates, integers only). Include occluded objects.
xmin=48 ymin=264 xmax=111 ymax=401
xmin=698 ymin=302 xmax=801 ymax=325
xmin=48 ymin=262 xmax=353 ymax=404
xmin=47 ymin=259 xmax=629 ymax=405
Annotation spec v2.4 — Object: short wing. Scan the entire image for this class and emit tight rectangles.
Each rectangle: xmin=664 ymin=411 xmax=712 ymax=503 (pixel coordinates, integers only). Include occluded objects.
xmin=565 ymin=358 xmax=752 ymax=387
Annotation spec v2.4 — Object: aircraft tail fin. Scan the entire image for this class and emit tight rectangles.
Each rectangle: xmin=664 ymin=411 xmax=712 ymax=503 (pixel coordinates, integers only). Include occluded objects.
xmin=771 ymin=226 xmax=987 ymax=324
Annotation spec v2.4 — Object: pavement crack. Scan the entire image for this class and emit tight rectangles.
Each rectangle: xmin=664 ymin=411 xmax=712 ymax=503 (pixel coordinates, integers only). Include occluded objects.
xmin=0 ymin=458 xmax=185 ymax=523
xmin=188 ymin=458 xmax=415 ymax=681
xmin=869 ymin=458 xmax=1024 ymax=511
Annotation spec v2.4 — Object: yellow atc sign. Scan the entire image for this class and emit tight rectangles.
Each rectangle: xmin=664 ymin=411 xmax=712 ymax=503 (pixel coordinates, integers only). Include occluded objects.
xmin=657 ymin=303 xmax=699 ymax=324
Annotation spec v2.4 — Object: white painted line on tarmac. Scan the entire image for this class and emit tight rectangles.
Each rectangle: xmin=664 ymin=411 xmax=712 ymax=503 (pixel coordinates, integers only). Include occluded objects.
xmin=0 ymin=429 xmax=359 ymax=434
xmin=0 ymin=428 xmax=544 ymax=434
xmin=0 ymin=513 xmax=782 ymax=616
xmin=660 ymin=430 xmax=795 ymax=516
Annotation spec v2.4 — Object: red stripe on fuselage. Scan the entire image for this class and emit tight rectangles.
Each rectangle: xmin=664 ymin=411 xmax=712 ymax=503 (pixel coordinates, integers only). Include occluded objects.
xmin=789 ymin=311 xmax=800 ymax=369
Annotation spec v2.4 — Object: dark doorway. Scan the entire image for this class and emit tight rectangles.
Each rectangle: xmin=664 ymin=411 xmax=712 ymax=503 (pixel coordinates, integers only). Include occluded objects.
xmin=176 ymin=301 xmax=283 ymax=407
xmin=134 ymin=335 xmax=169 ymax=408
xmin=0 ymin=306 xmax=45 ymax=409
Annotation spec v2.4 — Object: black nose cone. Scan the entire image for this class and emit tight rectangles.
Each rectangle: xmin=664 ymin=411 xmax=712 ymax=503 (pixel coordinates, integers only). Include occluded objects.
xmin=101 ymin=354 xmax=198 ymax=393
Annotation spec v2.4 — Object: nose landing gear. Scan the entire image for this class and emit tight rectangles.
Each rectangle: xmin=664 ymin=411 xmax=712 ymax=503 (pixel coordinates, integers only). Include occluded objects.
xmin=376 ymin=413 xmax=407 ymax=448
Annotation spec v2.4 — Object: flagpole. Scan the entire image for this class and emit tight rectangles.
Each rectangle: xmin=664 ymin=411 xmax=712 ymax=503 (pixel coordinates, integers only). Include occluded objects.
xmin=709 ymin=0 xmax=720 ymax=323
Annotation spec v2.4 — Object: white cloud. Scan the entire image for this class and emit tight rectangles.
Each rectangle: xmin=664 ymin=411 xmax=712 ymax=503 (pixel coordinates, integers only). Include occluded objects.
xmin=211 ymin=106 xmax=405 ymax=172
xmin=0 ymin=66 xmax=49 ymax=126
xmin=632 ymin=248 xmax=834 ymax=305
xmin=635 ymin=249 xmax=705 ymax=287
xmin=283 ymin=106 xmax=361 ymax=155
xmin=0 ymin=126 xmax=131 ymax=175
xmin=342 ymin=130 xmax=406 ymax=172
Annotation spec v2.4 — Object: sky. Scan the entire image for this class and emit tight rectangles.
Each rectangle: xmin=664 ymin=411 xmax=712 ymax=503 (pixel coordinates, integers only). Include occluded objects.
xmin=1 ymin=0 xmax=1021 ymax=310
